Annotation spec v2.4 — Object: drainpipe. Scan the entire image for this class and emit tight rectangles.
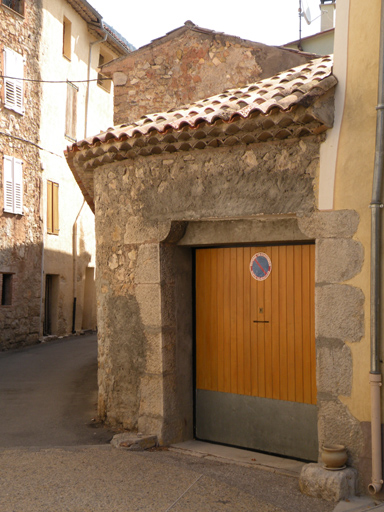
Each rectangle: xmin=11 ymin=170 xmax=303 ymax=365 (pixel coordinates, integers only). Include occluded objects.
xmin=84 ymin=31 xmax=107 ymax=138
xmin=368 ymin=0 xmax=384 ymax=495
xmin=39 ymin=173 xmax=45 ymax=339
xmin=72 ymin=199 xmax=85 ymax=333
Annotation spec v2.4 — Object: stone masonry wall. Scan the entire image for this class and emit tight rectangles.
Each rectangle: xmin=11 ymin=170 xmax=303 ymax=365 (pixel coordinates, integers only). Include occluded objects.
xmin=105 ymin=26 xmax=313 ymax=126
xmin=94 ymin=137 xmax=321 ymax=440
xmin=0 ymin=0 xmax=43 ymax=349
xmin=93 ymin=131 xmax=368 ymax=486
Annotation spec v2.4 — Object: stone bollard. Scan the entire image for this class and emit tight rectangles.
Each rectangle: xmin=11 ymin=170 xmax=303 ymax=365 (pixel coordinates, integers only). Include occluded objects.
xmin=299 ymin=463 xmax=358 ymax=502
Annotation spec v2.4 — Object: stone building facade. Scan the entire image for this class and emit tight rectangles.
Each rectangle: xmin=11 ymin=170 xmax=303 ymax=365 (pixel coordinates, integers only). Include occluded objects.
xmin=65 ymin=56 xmax=370 ymax=484
xmin=103 ymin=21 xmax=314 ymax=126
xmin=0 ymin=0 xmax=44 ymax=349
xmin=0 ymin=0 xmax=132 ymax=349
xmin=38 ymin=0 xmax=131 ymax=338
xmin=66 ymin=0 xmax=384 ymax=496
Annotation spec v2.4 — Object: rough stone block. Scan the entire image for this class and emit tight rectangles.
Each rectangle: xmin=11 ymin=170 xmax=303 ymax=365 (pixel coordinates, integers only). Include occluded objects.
xmin=316 ymin=284 xmax=364 ymax=342
xmin=136 ymin=243 xmax=160 ymax=284
xmin=139 ymin=374 xmax=164 ymax=418
xmin=136 ymin=283 xmax=162 ymax=327
xmin=298 ymin=210 xmax=360 ymax=239
xmin=299 ymin=463 xmax=357 ymax=501
xmin=316 ymin=238 xmax=364 ymax=283
xmin=317 ymin=341 xmax=352 ymax=396
xmin=111 ymin=433 xmax=157 ymax=450
xmin=144 ymin=332 xmax=163 ymax=373
xmin=113 ymin=71 xmax=128 ymax=86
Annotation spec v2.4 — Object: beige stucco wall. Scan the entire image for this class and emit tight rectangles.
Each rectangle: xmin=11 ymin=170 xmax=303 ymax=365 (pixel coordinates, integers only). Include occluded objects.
xmin=317 ymin=0 xmax=384 ymax=488
xmin=331 ymin=0 xmax=380 ymax=424
xmin=284 ymin=30 xmax=334 ymax=55
xmin=38 ymin=0 xmax=118 ymax=334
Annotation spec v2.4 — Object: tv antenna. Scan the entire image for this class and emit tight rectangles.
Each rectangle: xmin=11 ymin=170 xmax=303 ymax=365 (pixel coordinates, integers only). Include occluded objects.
xmin=298 ymin=0 xmax=312 ymax=50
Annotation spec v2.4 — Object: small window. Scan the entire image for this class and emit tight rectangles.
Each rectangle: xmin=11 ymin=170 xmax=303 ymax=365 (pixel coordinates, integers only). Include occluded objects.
xmin=63 ymin=16 xmax=72 ymax=60
xmin=3 ymin=47 xmax=24 ymax=114
xmin=3 ymin=155 xmax=23 ymax=214
xmin=97 ymin=51 xmax=112 ymax=93
xmin=1 ymin=274 xmax=13 ymax=306
xmin=1 ymin=0 xmax=24 ymax=15
xmin=65 ymin=81 xmax=78 ymax=141
xmin=47 ymin=180 xmax=59 ymax=235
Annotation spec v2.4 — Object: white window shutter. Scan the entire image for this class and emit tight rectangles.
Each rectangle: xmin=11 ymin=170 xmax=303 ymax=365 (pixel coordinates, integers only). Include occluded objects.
xmin=4 ymin=48 xmax=24 ymax=114
xmin=3 ymin=156 xmax=14 ymax=213
xmin=13 ymin=158 xmax=23 ymax=214
xmin=3 ymin=156 xmax=23 ymax=214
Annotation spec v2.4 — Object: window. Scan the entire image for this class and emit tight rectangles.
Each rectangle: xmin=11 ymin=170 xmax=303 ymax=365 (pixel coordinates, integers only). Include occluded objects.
xmin=1 ymin=274 xmax=13 ymax=306
xmin=65 ymin=81 xmax=78 ymax=141
xmin=47 ymin=180 xmax=59 ymax=235
xmin=97 ymin=52 xmax=112 ymax=93
xmin=3 ymin=47 xmax=24 ymax=114
xmin=1 ymin=0 xmax=24 ymax=15
xmin=3 ymin=156 xmax=23 ymax=214
xmin=63 ymin=17 xmax=72 ymax=60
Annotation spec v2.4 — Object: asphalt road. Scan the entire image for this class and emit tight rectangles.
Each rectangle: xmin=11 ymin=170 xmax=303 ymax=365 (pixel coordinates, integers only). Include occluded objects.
xmin=0 ymin=333 xmax=346 ymax=511
xmin=0 ymin=333 xmax=113 ymax=447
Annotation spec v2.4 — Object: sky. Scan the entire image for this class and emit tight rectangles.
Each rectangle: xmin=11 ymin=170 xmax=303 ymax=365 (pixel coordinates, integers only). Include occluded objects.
xmin=87 ymin=0 xmax=324 ymax=51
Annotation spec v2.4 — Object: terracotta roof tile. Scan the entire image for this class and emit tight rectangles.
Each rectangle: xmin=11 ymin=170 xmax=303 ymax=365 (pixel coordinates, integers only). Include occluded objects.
xmin=69 ymin=55 xmax=334 ymax=156
xmin=66 ymin=55 xmax=336 ymax=212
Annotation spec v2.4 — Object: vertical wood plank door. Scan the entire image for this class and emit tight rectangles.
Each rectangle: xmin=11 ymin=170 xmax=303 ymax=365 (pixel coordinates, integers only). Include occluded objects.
xmin=195 ymin=245 xmax=318 ymax=460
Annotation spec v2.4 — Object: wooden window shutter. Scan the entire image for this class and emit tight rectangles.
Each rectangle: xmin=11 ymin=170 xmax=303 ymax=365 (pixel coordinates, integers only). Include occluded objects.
xmin=4 ymin=48 xmax=24 ymax=114
xmin=52 ymin=182 xmax=59 ymax=235
xmin=65 ymin=81 xmax=78 ymax=141
xmin=13 ymin=158 xmax=23 ymax=214
xmin=47 ymin=180 xmax=53 ymax=233
xmin=3 ymin=155 xmax=14 ymax=213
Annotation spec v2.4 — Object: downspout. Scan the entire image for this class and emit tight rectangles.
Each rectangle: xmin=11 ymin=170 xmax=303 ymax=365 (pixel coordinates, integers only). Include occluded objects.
xmin=368 ymin=0 xmax=384 ymax=495
xmin=84 ymin=31 xmax=107 ymax=138
xmin=72 ymin=199 xmax=85 ymax=333
xmin=39 ymin=173 xmax=45 ymax=339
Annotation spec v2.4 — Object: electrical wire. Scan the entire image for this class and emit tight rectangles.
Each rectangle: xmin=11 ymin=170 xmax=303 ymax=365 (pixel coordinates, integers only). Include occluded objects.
xmin=0 ymin=75 xmax=111 ymax=83
xmin=0 ymin=131 xmax=65 ymax=158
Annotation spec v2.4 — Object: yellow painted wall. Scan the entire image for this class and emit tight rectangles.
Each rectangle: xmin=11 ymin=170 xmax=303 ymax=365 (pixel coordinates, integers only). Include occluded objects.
xmin=39 ymin=0 xmax=118 ymax=334
xmin=332 ymin=0 xmax=381 ymax=421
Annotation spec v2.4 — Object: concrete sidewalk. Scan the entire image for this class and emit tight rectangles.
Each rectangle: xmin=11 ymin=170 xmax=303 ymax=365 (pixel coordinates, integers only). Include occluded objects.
xmin=0 ymin=444 xmax=334 ymax=512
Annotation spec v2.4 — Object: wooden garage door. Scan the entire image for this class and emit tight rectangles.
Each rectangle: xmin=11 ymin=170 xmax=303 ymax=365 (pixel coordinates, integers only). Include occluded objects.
xmin=195 ymin=244 xmax=317 ymax=460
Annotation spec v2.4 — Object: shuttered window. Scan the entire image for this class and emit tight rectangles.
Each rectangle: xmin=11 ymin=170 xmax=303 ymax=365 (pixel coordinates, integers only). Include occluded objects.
xmin=97 ymin=52 xmax=111 ymax=93
xmin=65 ymin=81 xmax=78 ymax=141
xmin=3 ymin=156 xmax=23 ymax=214
xmin=3 ymin=47 xmax=24 ymax=114
xmin=47 ymin=180 xmax=59 ymax=235
xmin=63 ymin=17 xmax=72 ymax=60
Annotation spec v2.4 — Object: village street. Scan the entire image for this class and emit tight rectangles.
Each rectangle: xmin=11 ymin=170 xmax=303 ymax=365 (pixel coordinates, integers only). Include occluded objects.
xmin=0 ymin=333 xmax=375 ymax=512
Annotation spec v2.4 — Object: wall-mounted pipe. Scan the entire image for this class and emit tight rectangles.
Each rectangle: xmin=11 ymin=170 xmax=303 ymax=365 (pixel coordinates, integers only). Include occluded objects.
xmin=72 ymin=199 xmax=85 ymax=333
xmin=368 ymin=0 xmax=384 ymax=495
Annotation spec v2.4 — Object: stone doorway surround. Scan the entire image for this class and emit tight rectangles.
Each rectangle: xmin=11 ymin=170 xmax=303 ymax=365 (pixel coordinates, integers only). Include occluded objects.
xmin=95 ymin=210 xmax=364 ymax=471
xmin=65 ymin=54 xmax=367 ymax=486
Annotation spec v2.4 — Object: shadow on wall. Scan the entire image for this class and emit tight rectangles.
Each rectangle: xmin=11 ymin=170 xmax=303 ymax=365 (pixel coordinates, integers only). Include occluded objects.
xmin=0 ymin=243 xmax=96 ymax=350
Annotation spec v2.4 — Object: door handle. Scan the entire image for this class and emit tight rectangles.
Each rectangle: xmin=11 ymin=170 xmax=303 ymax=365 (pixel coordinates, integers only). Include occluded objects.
xmin=253 ymin=320 xmax=269 ymax=323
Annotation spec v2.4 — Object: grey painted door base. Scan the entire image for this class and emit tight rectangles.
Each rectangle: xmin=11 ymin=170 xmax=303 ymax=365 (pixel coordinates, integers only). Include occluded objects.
xmin=196 ymin=389 xmax=318 ymax=461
